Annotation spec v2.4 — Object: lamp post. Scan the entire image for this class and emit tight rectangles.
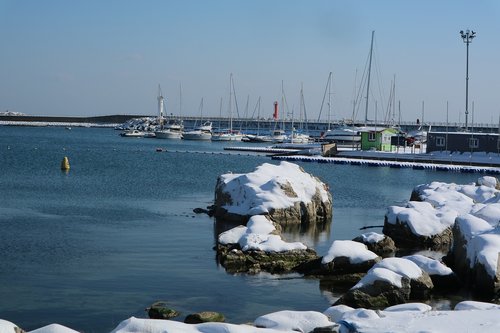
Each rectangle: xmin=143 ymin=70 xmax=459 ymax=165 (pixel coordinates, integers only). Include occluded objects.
xmin=460 ymin=29 xmax=476 ymax=131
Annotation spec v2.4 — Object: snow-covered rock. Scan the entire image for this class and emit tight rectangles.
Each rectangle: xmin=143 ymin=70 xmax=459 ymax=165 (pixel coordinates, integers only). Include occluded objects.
xmin=449 ymin=214 xmax=500 ymax=297
xmin=332 ymin=304 xmax=500 ymax=333
xmin=352 ymin=232 xmax=396 ymax=255
xmin=384 ymin=201 xmax=454 ymax=249
xmin=214 ymin=162 xmax=332 ymax=226
xmin=334 ymin=258 xmax=433 ymax=308
xmin=29 ymin=323 xmax=79 ymax=333
xmin=254 ymin=310 xmax=334 ymax=332
xmin=216 ymin=215 xmax=318 ymax=274
xmin=403 ymin=254 xmax=460 ymax=290
xmin=0 ymin=319 xmax=23 ymax=333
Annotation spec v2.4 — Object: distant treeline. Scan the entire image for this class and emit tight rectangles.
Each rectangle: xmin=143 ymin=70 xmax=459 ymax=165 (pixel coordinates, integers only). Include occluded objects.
xmin=0 ymin=114 xmax=148 ymax=124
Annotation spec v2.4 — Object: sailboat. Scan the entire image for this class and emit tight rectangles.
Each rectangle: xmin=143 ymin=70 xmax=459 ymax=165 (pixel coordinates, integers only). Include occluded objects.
xmin=319 ymin=72 xmax=362 ymax=143
xmin=182 ymin=98 xmax=213 ymax=140
xmin=212 ymin=74 xmax=243 ymax=141
xmin=286 ymin=84 xmax=312 ymax=143
xmin=322 ymin=31 xmax=377 ymax=144
xmin=155 ymin=85 xmax=184 ymax=139
xmin=244 ymin=101 xmax=286 ymax=143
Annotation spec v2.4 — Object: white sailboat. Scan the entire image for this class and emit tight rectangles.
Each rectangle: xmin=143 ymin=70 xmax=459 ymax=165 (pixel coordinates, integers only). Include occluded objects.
xmin=212 ymin=74 xmax=243 ymax=141
xmin=182 ymin=98 xmax=213 ymax=140
xmin=321 ymin=30 xmax=378 ymax=144
xmin=244 ymin=101 xmax=286 ymax=143
xmin=286 ymin=84 xmax=312 ymax=144
xmin=155 ymin=85 xmax=184 ymax=139
xmin=320 ymin=72 xmax=362 ymax=143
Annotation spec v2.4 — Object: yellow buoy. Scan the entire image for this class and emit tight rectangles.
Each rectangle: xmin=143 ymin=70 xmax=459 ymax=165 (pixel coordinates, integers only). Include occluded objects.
xmin=61 ymin=156 xmax=70 ymax=171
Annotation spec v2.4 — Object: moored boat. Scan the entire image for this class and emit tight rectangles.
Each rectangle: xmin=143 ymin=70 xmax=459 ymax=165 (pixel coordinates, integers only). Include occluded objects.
xmin=120 ymin=129 xmax=147 ymax=137
xmin=182 ymin=120 xmax=213 ymax=140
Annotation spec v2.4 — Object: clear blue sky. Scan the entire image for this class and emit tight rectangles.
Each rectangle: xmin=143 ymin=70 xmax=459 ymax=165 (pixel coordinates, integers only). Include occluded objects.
xmin=1 ymin=0 xmax=500 ymax=124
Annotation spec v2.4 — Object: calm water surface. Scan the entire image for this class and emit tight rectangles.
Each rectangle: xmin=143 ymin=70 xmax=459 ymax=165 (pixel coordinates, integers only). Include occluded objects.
xmin=0 ymin=126 xmax=484 ymax=332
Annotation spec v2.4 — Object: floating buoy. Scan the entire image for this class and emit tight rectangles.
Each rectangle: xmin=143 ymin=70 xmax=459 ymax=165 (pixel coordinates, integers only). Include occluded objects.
xmin=61 ymin=156 xmax=70 ymax=171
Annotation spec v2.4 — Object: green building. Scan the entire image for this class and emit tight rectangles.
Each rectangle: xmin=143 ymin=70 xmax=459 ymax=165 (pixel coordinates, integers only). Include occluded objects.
xmin=360 ymin=128 xmax=400 ymax=151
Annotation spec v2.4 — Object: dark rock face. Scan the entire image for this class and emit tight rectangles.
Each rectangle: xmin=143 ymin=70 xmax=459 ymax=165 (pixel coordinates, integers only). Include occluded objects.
xmin=216 ymin=243 xmax=319 ymax=274
xmin=429 ymin=273 xmax=462 ymax=291
xmin=334 ymin=277 xmax=412 ymax=309
xmin=352 ymin=235 xmax=396 ymax=256
xmin=310 ymin=324 xmax=341 ymax=333
xmin=447 ymin=218 xmax=499 ymax=299
xmin=382 ymin=216 xmax=452 ymax=251
xmin=146 ymin=301 xmax=180 ymax=320
xmin=318 ymin=256 xmax=380 ymax=276
xmin=409 ymin=273 xmax=434 ymax=299
xmin=184 ymin=311 xmax=225 ymax=324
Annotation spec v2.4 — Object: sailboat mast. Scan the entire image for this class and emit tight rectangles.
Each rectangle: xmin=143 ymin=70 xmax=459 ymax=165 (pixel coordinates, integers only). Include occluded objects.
xmin=281 ymin=80 xmax=285 ymax=130
xmin=179 ymin=83 xmax=182 ymax=118
xmin=328 ymin=72 xmax=332 ymax=131
xmin=229 ymin=73 xmax=233 ymax=131
xmin=364 ymin=30 xmax=375 ymax=126
xmin=300 ymin=83 xmax=304 ymax=131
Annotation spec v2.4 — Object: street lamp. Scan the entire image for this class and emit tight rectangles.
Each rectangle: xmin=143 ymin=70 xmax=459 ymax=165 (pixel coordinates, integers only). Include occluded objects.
xmin=460 ymin=29 xmax=476 ymax=131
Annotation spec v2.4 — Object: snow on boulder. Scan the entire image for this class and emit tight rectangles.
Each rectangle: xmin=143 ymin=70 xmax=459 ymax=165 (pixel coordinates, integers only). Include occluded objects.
xmin=254 ymin=310 xmax=335 ymax=333
xmin=216 ymin=215 xmax=318 ymax=274
xmin=403 ymin=254 xmax=453 ymax=275
xmin=384 ymin=201 xmax=454 ymax=249
xmin=477 ymin=176 xmax=500 ymax=189
xmin=403 ymin=254 xmax=459 ymax=291
xmin=383 ymin=302 xmax=432 ymax=312
xmin=471 ymin=202 xmax=500 ymax=225
xmin=334 ymin=258 xmax=433 ymax=309
xmin=334 ymin=307 xmax=500 ymax=333
xmin=411 ymin=180 xmax=499 ymax=213
xmin=214 ymin=161 xmax=332 ymax=226
xmin=448 ymin=214 xmax=499 ymax=297
xmin=454 ymin=300 xmax=500 ymax=311
xmin=323 ymin=305 xmax=355 ymax=323
xmin=0 ymin=319 xmax=22 ymax=333
xmin=318 ymin=240 xmax=380 ymax=276
xmin=110 ymin=316 xmax=288 ymax=333
xmin=352 ymin=232 xmax=396 ymax=255
xmin=322 ymin=240 xmax=379 ymax=265
xmin=28 ymin=323 xmax=80 ymax=333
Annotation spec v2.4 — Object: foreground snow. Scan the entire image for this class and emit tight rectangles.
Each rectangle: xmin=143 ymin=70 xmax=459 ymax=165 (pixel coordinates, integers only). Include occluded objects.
xmin=3 ymin=301 xmax=500 ymax=333
xmin=328 ymin=301 xmax=500 ymax=333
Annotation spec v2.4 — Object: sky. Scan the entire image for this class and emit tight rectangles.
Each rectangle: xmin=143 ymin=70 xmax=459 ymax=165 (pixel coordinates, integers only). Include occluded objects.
xmin=1 ymin=0 xmax=500 ymax=124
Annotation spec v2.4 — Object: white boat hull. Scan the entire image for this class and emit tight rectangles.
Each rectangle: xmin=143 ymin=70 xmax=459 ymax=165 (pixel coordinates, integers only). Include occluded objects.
xmin=182 ymin=131 xmax=212 ymax=140
xmin=212 ymin=133 xmax=243 ymax=141
xmin=155 ymin=130 xmax=182 ymax=139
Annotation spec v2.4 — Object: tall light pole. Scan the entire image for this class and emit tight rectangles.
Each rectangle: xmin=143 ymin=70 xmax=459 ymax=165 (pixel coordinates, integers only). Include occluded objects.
xmin=460 ymin=29 xmax=476 ymax=131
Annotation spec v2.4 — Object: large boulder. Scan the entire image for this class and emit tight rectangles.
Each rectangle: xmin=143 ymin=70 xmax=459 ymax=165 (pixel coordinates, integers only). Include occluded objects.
xmin=334 ymin=257 xmax=433 ymax=308
xmin=383 ymin=201 xmax=454 ymax=250
xmin=447 ymin=214 xmax=500 ymax=299
xmin=398 ymin=177 xmax=500 ymax=251
xmin=403 ymin=254 xmax=460 ymax=291
xmin=319 ymin=240 xmax=380 ymax=275
xmin=213 ymin=161 xmax=332 ymax=226
xmin=254 ymin=310 xmax=334 ymax=333
xmin=334 ymin=269 xmax=412 ymax=309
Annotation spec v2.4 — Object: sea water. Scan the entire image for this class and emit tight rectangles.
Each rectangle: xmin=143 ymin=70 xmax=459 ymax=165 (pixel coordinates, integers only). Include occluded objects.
xmin=0 ymin=126 xmax=483 ymax=332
